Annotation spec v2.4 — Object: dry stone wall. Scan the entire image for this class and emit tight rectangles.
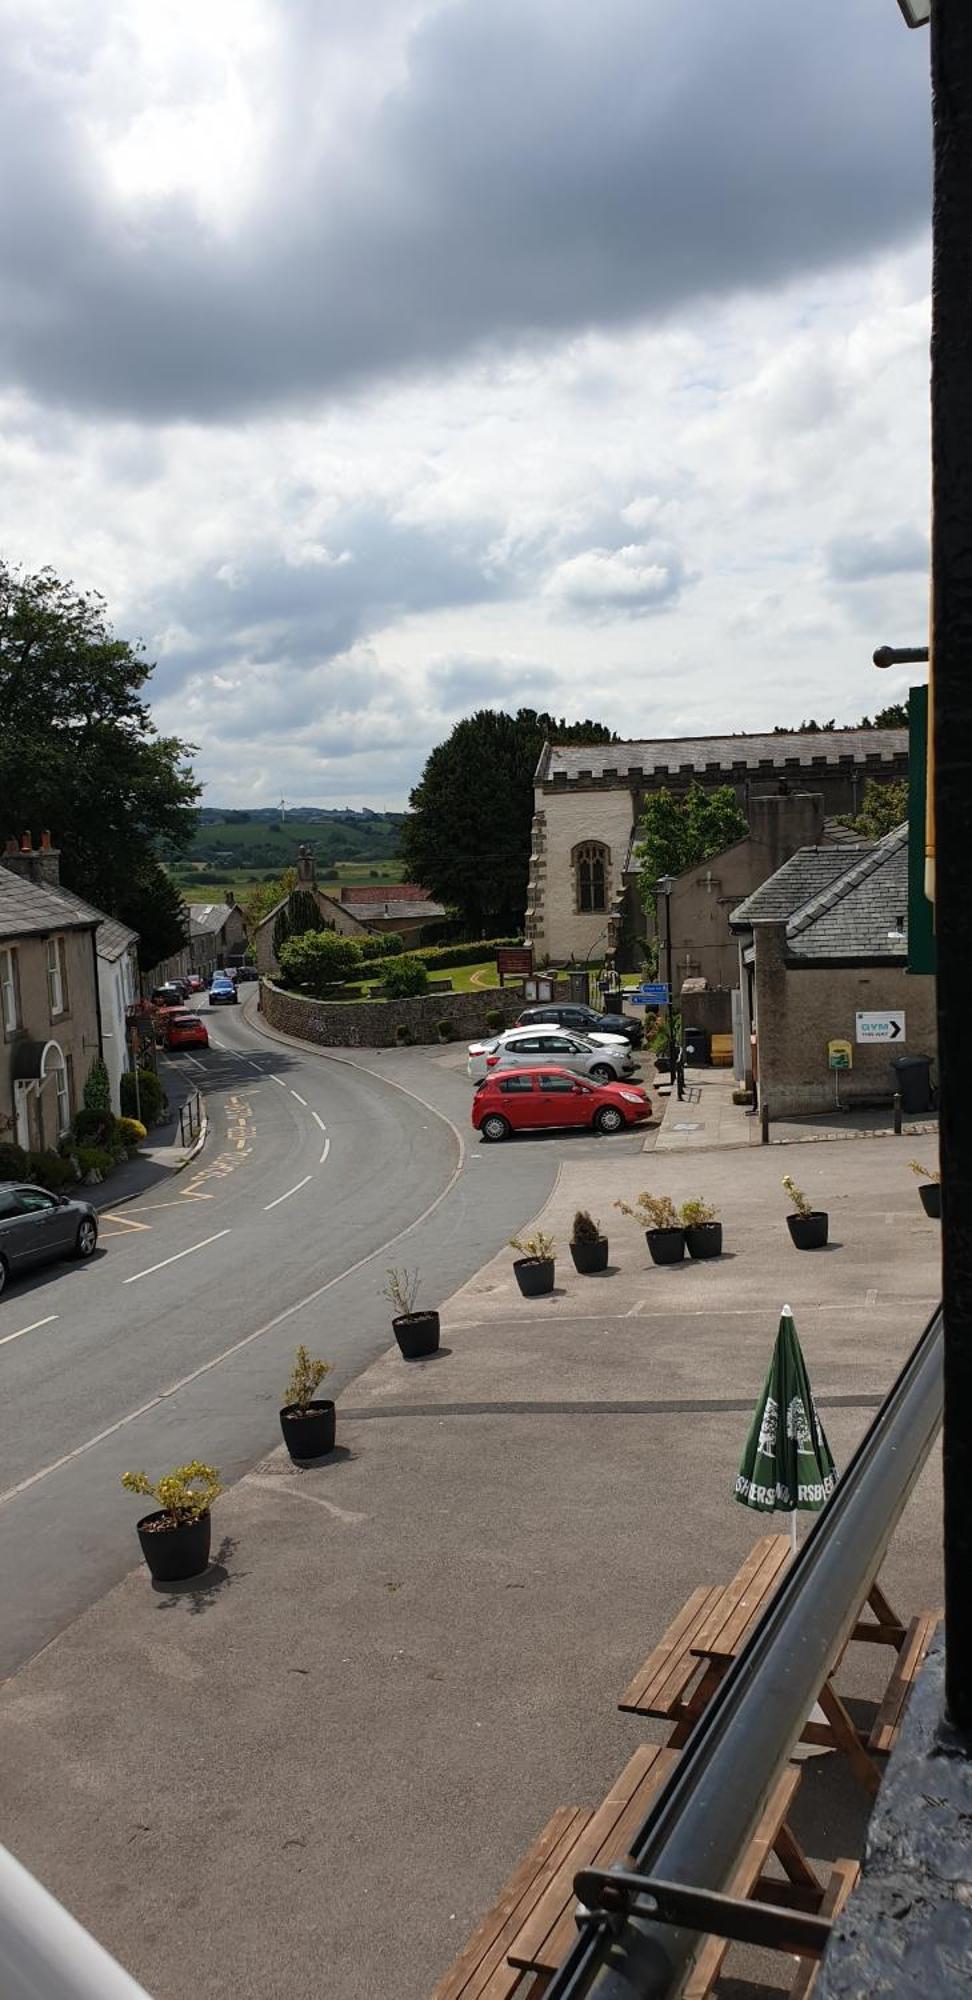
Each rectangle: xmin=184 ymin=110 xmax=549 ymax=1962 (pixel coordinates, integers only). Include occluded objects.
xmin=260 ymin=980 xmax=517 ymax=1048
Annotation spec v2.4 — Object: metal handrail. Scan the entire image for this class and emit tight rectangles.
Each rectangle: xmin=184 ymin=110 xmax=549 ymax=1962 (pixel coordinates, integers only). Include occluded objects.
xmin=0 ymin=1843 xmax=152 ymax=1998
xmin=546 ymin=1305 xmax=944 ymax=1999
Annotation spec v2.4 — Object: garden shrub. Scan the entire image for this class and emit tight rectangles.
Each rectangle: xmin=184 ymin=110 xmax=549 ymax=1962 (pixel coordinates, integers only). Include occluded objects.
xmin=76 ymin=1145 xmax=113 ymax=1182
xmin=484 ymin=1008 xmax=506 ymax=1031
xmin=27 ymin=1149 xmax=78 ymax=1191
xmin=365 ymin=936 xmax=520 ymax=978
xmin=435 ymin=1017 xmax=456 ymax=1042
xmin=116 ymin=1116 xmax=148 ymax=1147
xmin=279 ymin=930 xmax=363 ymax=992
xmin=0 ymin=1141 xmax=29 ymax=1180
xmin=394 ymin=1022 xmax=412 ymax=1044
xmin=73 ymin=1105 xmax=116 ymax=1147
xmin=358 ymin=933 xmax=404 ymax=963
xmin=82 ymin=1057 xmax=112 ymax=1114
xmin=121 ymin=1069 xmax=165 ymax=1124
xmin=382 ymin=955 xmax=429 ymax=998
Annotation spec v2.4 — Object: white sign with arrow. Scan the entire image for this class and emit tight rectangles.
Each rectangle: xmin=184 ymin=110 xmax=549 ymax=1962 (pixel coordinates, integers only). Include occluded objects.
xmin=856 ymin=1010 xmax=905 ymax=1043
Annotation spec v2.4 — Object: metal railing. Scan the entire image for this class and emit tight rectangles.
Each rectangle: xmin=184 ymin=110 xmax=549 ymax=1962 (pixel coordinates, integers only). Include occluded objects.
xmin=0 ymin=1843 xmax=152 ymax=1999
xmin=546 ymin=1305 xmax=944 ymax=1999
xmin=178 ymin=1090 xmax=203 ymax=1147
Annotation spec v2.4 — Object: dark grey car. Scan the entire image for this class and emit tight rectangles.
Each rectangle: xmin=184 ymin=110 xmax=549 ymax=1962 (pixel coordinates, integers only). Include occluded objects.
xmin=0 ymin=1183 xmax=99 ymax=1297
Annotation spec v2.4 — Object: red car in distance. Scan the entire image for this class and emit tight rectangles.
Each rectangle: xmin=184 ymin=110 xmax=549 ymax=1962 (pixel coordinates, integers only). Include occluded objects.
xmin=162 ymin=1010 xmax=210 ymax=1052
xmin=471 ymin=1066 xmax=652 ymax=1142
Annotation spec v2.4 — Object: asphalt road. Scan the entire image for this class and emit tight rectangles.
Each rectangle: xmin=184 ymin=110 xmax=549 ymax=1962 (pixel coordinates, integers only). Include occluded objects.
xmin=0 ymin=1004 xmax=653 ymax=1677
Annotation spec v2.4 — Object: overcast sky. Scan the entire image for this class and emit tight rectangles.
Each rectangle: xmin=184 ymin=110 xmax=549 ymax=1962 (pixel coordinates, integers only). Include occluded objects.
xmin=1 ymin=0 xmax=932 ymax=808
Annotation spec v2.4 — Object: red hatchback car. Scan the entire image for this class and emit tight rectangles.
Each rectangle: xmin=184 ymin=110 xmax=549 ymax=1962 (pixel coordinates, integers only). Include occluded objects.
xmin=472 ymin=1066 xmax=652 ymax=1142
xmin=163 ymin=1010 xmax=210 ymax=1052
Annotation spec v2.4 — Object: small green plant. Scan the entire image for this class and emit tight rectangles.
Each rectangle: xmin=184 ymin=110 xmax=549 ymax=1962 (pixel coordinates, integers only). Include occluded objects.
xmin=72 ymin=1105 xmax=115 ymax=1146
xmin=0 ymin=1140 xmax=29 ymax=1180
xmin=615 ymin=1193 xmax=680 ymax=1231
xmin=394 ymin=1022 xmax=412 ymax=1045
xmin=83 ymin=1057 xmax=112 ymax=1115
xmin=782 ymin=1175 xmax=813 ymax=1218
xmin=571 ymin=1209 xmax=603 ymax=1244
xmin=680 ymin=1198 xmax=718 ymax=1227
xmin=76 ymin=1144 xmax=113 ymax=1182
xmin=383 ymin=955 xmax=429 ymax=998
xmin=121 ymin=1069 xmax=164 ymax=1124
xmin=484 ymin=1008 xmax=506 ymax=1032
xmin=909 ymin=1160 xmax=940 ymax=1184
xmin=509 ymin=1230 xmax=556 ymax=1261
xmin=26 ymin=1148 xmax=78 ymax=1191
xmin=120 ymin=1462 xmax=222 ymax=1526
xmin=383 ymin=1267 xmax=421 ymax=1316
xmin=283 ymin=1345 xmax=331 ymax=1412
xmin=435 ymin=1016 xmax=456 ymax=1041
xmin=115 ymin=1115 xmax=147 ymax=1147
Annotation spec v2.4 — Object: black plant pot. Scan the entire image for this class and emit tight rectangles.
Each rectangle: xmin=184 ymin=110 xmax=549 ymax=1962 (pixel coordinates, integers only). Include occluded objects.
xmin=570 ymin=1237 xmax=609 ymax=1274
xmin=280 ymin=1399 xmax=337 ymax=1461
xmin=685 ymin=1222 xmax=723 ymax=1260
xmin=646 ymin=1227 xmax=686 ymax=1266
xmin=918 ymin=1182 xmax=941 ymax=1218
xmin=136 ymin=1509 xmax=211 ymax=1584
xmin=786 ymin=1211 xmax=829 ymax=1250
xmin=393 ymin=1310 xmax=441 ymax=1358
xmin=513 ymin=1257 xmax=555 ymax=1298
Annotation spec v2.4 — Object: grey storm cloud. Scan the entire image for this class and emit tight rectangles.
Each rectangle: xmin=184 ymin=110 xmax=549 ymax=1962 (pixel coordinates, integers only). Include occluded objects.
xmin=826 ymin=524 xmax=930 ymax=583
xmin=0 ymin=0 xmax=930 ymax=423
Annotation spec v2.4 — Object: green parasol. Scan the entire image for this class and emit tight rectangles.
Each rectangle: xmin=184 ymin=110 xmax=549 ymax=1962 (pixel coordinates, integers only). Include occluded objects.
xmin=735 ymin=1305 xmax=838 ymax=1547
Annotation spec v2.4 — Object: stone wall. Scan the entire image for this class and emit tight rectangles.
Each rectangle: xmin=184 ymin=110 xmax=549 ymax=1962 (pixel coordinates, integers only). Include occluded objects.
xmin=526 ymin=786 xmax=637 ymax=965
xmin=752 ymin=920 xmax=938 ymax=1116
xmin=668 ymin=795 xmax=827 ymax=994
xmin=260 ymin=979 xmax=519 ymax=1048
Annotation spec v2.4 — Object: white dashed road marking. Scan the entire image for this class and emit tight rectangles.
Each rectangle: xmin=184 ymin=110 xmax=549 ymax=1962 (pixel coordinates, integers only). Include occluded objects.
xmin=264 ymin=1176 xmax=313 ymax=1212
xmin=123 ymin=1231 xmax=231 ymax=1285
xmin=0 ymin=1315 xmax=58 ymax=1349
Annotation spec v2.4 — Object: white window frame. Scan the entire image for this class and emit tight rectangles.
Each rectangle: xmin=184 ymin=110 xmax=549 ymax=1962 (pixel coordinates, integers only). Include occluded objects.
xmin=1 ymin=946 xmax=19 ymax=1034
xmin=54 ymin=1057 xmax=70 ymax=1137
xmin=46 ymin=937 xmax=64 ymax=1016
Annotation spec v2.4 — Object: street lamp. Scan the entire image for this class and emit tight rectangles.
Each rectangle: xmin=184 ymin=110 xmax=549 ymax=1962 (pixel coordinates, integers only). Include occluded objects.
xmin=656 ymin=874 xmax=682 ymax=1101
xmin=896 ymin=0 xmax=930 ymax=24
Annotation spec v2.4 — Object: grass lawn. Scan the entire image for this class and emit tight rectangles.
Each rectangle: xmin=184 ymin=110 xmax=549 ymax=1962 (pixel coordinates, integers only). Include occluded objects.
xmin=173 ymin=859 xmax=405 ymax=905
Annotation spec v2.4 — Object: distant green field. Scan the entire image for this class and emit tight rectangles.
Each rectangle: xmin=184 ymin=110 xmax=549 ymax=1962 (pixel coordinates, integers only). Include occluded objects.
xmin=174 ymin=858 xmax=405 ymax=905
xmin=183 ymin=812 xmax=403 ymax=874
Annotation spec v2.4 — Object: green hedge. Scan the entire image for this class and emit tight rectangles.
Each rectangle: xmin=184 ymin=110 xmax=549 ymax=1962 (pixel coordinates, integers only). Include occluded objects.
xmin=367 ymin=936 xmax=519 ymax=976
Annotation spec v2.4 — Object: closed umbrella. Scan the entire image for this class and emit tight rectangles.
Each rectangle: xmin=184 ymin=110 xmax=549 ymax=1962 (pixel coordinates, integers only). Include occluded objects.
xmin=734 ymin=1304 xmax=838 ymax=1549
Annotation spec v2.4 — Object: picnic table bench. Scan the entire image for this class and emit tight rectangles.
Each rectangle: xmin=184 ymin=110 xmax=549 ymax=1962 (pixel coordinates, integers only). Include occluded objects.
xmin=619 ymin=1534 xmax=932 ymax=1790
xmin=429 ymin=1744 xmax=850 ymax=2000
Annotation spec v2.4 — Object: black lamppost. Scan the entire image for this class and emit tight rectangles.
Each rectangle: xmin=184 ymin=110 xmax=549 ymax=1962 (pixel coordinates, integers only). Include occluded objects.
xmin=656 ymin=874 xmax=682 ymax=1100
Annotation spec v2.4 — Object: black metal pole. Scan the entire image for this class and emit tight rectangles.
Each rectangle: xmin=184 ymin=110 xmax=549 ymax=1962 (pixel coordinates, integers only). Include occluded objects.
xmin=930 ymin=0 xmax=972 ymax=1737
xmin=663 ymin=892 xmax=678 ymax=1094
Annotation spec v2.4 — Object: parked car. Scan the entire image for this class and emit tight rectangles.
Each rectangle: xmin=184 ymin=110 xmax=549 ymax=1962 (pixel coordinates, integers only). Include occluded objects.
xmin=516 ymin=1002 xmax=643 ymax=1049
xmin=163 ymin=1010 xmax=210 ymax=1051
xmin=185 ymin=972 xmax=205 ymax=993
xmin=472 ymin=1068 xmax=652 ymax=1142
xmin=151 ymin=982 xmax=186 ymax=1008
xmin=209 ymin=974 xmax=238 ymax=1006
xmin=467 ymin=1026 xmax=635 ymax=1084
xmin=0 ymin=1183 xmax=99 ymax=1296
xmin=234 ymin=963 xmax=258 ymax=983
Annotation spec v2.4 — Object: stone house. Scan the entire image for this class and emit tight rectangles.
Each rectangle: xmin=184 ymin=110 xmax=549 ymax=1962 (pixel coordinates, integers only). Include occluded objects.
xmin=0 ymin=841 xmax=103 ymax=1152
xmin=337 ymin=883 xmax=446 ymax=947
xmin=662 ymin=794 xmax=830 ymax=1004
xmin=188 ymin=899 xmax=248 ymax=980
xmin=525 ymin=726 xmax=908 ymax=967
xmin=44 ymin=889 xmax=139 ymax=1114
xmin=252 ymin=846 xmax=370 ymax=977
xmin=730 ymin=824 xmax=935 ymax=1115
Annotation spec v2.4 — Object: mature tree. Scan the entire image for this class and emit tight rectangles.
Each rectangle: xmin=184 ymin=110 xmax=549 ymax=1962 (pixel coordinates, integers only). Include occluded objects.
xmin=0 ymin=562 xmax=199 ymax=923
xmin=840 ymin=778 xmax=909 ymax=840
xmin=858 ymin=702 xmax=910 ymax=729
xmin=241 ymin=867 xmax=296 ymax=937
xmin=399 ymin=708 xmax=616 ymax=935
xmin=635 ymin=784 xmax=749 ymax=917
xmin=278 ymin=930 xmax=362 ymax=991
xmin=124 ymin=863 xmax=190 ymax=973
xmin=272 ymin=885 xmax=328 ymax=960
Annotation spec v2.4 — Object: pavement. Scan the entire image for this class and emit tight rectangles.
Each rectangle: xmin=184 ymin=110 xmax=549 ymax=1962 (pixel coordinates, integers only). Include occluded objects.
xmin=87 ymin=1057 xmax=208 ymax=1211
xmin=654 ymin=1062 xmax=939 ymax=1153
xmin=0 ymin=1069 xmax=944 ymax=2000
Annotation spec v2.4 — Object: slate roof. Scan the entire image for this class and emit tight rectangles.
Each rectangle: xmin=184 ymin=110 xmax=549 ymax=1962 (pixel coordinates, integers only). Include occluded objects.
xmin=50 ymin=884 xmax=138 ymax=961
xmin=0 ymin=865 xmax=101 ymax=942
xmin=339 ymin=883 xmax=435 ymax=906
xmin=342 ymin=899 xmax=444 ymax=922
xmin=738 ymin=824 xmax=910 ymax=963
xmin=189 ymin=902 xmax=238 ymax=937
xmin=538 ymin=727 xmax=908 ymax=782
xmin=730 ymin=846 xmax=874 ymax=928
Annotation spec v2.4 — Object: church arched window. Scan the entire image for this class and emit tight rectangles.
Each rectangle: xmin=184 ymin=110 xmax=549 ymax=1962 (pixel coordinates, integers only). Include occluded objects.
xmin=574 ymin=841 xmax=609 ymax=913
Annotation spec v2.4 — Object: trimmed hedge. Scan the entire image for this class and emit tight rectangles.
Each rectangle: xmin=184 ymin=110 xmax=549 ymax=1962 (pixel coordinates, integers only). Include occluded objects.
xmin=367 ymin=936 xmax=520 ymax=976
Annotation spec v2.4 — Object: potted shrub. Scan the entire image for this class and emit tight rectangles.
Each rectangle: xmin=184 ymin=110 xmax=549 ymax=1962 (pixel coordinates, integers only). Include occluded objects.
xmin=279 ymin=1345 xmax=335 ymax=1461
xmin=383 ymin=1268 xmax=441 ymax=1357
xmin=910 ymin=1160 xmax=941 ymax=1218
xmin=680 ymin=1199 xmax=723 ymax=1260
xmin=570 ymin=1209 xmax=609 ymax=1274
xmin=615 ymin=1193 xmax=686 ymax=1265
xmin=783 ymin=1174 xmax=829 ymax=1250
xmin=121 ymin=1462 xmax=222 ymax=1583
xmin=509 ymin=1231 xmax=556 ymax=1297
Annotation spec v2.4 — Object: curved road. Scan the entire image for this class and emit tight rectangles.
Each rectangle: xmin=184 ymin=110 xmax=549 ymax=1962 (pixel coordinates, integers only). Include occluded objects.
xmin=0 ymin=1004 xmax=651 ymax=1676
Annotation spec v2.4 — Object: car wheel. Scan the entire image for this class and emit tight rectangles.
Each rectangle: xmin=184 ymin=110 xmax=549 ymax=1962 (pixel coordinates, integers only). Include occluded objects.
xmin=480 ymin=1113 xmax=510 ymax=1142
xmin=0 ymin=1256 xmax=8 ymax=1297
xmin=590 ymin=1063 xmax=615 ymax=1083
xmin=75 ymin=1218 xmax=98 ymax=1259
xmin=594 ymin=1105 xmax=624 ymax=1134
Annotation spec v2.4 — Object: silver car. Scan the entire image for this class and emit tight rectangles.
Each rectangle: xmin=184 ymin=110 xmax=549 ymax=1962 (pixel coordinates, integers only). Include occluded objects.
xmin=466 ymin=1026 xmax=635 ymax=1084
xmin=0 ymin=1182 xmax=99 ymax=1297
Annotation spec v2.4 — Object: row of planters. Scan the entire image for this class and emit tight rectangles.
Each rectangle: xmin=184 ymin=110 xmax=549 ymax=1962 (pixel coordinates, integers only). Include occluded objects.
xmin=123 ymin=1279 xmax=443 ymax=1581
xmin=0 ymin=1058 xmax=160 ymax=1192
xmin=508 ymin=1160 xmax=943 ymax=1294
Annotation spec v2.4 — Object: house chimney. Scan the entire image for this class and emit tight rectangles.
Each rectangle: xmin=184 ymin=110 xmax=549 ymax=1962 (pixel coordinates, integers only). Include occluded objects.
xmin=3 ymin=831 xmax=62 ymax=888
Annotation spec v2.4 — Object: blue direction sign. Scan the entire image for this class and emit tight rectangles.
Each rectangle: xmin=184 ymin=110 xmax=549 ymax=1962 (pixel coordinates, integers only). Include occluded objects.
xmin=629 ymin=982 xmax=670 ymax=1006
